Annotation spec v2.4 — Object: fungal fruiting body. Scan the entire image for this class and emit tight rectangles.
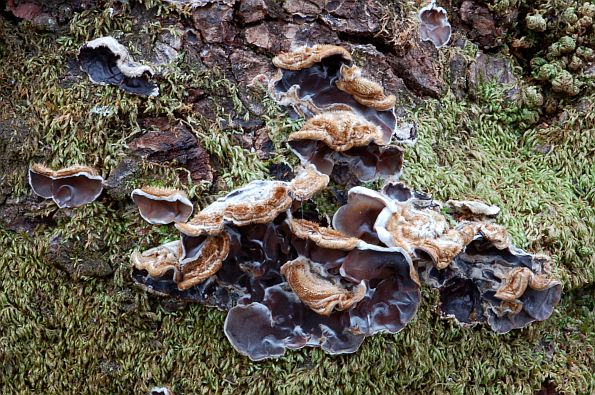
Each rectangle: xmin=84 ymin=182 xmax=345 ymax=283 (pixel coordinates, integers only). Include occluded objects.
xmin=28 ymin=164 xmax=104 ymax=208
xmin=281 ymin=257 xmax=367 ymax=316
xmin=131 ymin=187 xmax=193 ymax=225
xmin=333 ymin=182 xmax=561 ymax=333
xmin=271 ymin=45 xmax=416 ymax=146
xmin=78 ymin=36 xmax=159 ymax=97
xmin=288 ymin=111 xmax=404 ymax=182
xmin=336 ymin=65 xmax=397 ymax=111
xmin=131 ymin=167 xmax=422 ymax=360
xmin=126 ymin=45 xmax=562 ymax=362
xmin=418 ymin=2 xmax=452 ymax=48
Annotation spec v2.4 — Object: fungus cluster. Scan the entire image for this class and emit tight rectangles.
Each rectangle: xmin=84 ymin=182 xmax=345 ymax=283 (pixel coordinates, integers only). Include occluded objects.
xmin=333 ymin=183 xmax=562 ymax=333
xmin=78 ymin=36 xmax=159 ymax=97
xmin=29 ymin=43 xmax=560 ymax=361
xmin=131 ymin=165 xmax=421 ymax=360
xmin=269 ymin=45 xmax=415 ymax=183
xmin=126 ymin=45 xmax=561 ymax=359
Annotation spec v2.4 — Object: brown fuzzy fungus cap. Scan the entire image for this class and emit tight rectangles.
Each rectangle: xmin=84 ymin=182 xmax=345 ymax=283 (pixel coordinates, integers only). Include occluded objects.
xmin=289 ymin=111 xmax=387 ymax=151
xmin=131 ymin=187 xmax=193 ymax=225
xmin=289 ymin=218 xmax=360 ymax=251
xmin=28 ymin=163 xmax=104 ymax=208
xmin=131 ymin=233 xmax=230 ymax=291
xmin=336 ymin=65 xmax=397 ymax=111
xmin=288 ymin=113 xmax=404 ymax=182
xmin=494 ymin=267 xmax=561 ymax=302
xmin=281 ymin=257 xmax=366 ymax=316
xmin=418 ymin=3 xmax=452 ymax=48
xmin=287 ymin=164 xmax=330 ymax=201
xmin=272 ymin=45 xmax=352 ymax=70
xmin=176 ymin=167 xmax=328 ymax=236
xmin=176 ymin=180 xmax=293 ymax=236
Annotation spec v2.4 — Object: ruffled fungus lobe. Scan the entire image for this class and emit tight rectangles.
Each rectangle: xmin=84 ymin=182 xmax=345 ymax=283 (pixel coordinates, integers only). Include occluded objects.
xmin=336 ymin=65 xmax=397 ymax=111
xmin=131 ymin=233 xmax=230 ymax=291
xmin=288 ymin=218 xmax=360 ymax=250
xmin=131 ymin=187 xmax=193 ymax=225
xmin=272 ymin=44 xmax=352 ymax=70
xmin=289 ymin=112 xmax=404 ymax=181
xmin=290 ymin=110 xmax=387 ymax=150
xmin=28 ymin=164 xmax=103 ymax=208
xmin=287 ymin=164 xmax=331 ymax=201
xmin=333 ymin=182 xmax=562 ymax=333
xmin=418 ymin=2 xmax=452 ymax=48
xmin=271 ymin=45 xmax=416 ymax=144
xmin=436 ymin=239 xmax=562 ymax=333
xmin=176 ymin=166 xmax=329 ymax=236
xmin=445 ymin=199 xmax=500 ymax=220
xmin=281 ymin=257 xmax=366 ymax=315
xmin=78 ymin=36 xmax=159 ymax=97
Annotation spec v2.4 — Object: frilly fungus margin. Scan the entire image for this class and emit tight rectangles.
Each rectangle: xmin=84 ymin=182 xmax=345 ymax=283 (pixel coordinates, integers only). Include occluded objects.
xmin=333 ymin=182 xmax=562 ymax=333
xmin=126 ymin=44 xmax=562 ymax=360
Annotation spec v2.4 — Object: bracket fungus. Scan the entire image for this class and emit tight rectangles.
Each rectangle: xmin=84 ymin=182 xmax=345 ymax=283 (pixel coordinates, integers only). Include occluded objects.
xmin=333 ymin=182 xmax=561 ymax=333
xmin=418 ymin=2 xmax=452 ymax=49
xmin=223 ymin=217 xmax=420 ymax=360
xmin=131 ymin=167 xmax=421 ymax=360
xmin=131 ymin=187 xmax=193 ymax=225
xmin=131 ymin=233 xmax=230 ymax=292
xmin=78 ymin=36 xmax=159 ymax=97
xmin=288 ymin=111 xmax=404 ymax=182
xmin=281 ymin=257 xmax=367 ymax=316
xmin=176 ymin=165 xmax=329 ymax=236
xmin=335 ymin=65 xmax=397 ymax=111
xmin=271 ymin=45 xmax=416 ymax=145
xmin=28 ymin=164 xmax=104 ymax=208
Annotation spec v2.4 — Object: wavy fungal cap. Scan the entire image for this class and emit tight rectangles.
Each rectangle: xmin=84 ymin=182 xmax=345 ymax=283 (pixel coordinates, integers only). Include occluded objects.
xmin=176 ymin=180 xmax=293 ymax=237
xmin=78 ymin=36 xmax=159 ymax=96
xmin=336 ymin=65 xmax=397 ymax=111
xmin=281 ymin=257 xmax=366 ymax=316
xmin=131 ymin=187 xmax=193 ymax=225
xmin=418 ymin=3 xmax=452 ymax=48
xmin=131 ymin=234 xmax=230 ymax=291
xmin=28 ymin=163 xmax=104 ymax=208
xmin=289 ymin=218 xmax=360 ymax=250
xmin=289 ymin=111 xmax=387 ymax=151
xmin=272 ymin=44 xmax=352 ymax=70
xmin=288 ymin=164 xmax=330 ymax=201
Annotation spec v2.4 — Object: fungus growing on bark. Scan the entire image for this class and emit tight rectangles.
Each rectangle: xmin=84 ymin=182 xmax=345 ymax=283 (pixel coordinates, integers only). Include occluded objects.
xmin=281 ymin=257 xmax=367 ymax=315
xmin=131 ymin=187 xmax=193 ymax=225
xmin=288 ymin=111 xmax=404 ymax=181
xmin=78 ymin=36 xmax=159 ymax=97
xmin=132 ymin=170 xmax=421 ymax=360
xmin=333 ymin=182 xmax=561 ymax=333
xmin=336 ymin=65 xmax=397 ymax=111
xmin=131 ymin=233 xmax=230 ymax=292
xmin=272 ymin=44 xmax=352 ymax=70
xmin=28 ymin=164 xmax=103 ymax=208
xmin=175 ymin=165 xmax=329 ymax=236
xmin=223 ymin=218 xmax=420 ymax=360
xmin=271 ymin=46 xmax=416 ymax=144
xmin=434 ymin=238 xmax=562 ymax=333
xmin=418 ymin=2 xmax=452 ymax=48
